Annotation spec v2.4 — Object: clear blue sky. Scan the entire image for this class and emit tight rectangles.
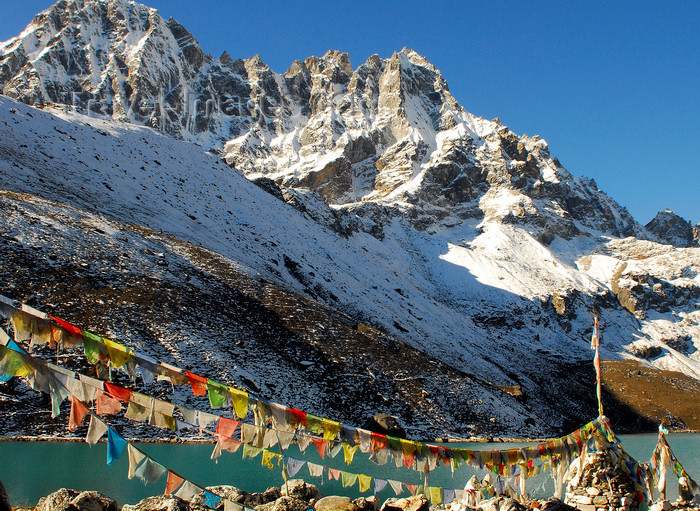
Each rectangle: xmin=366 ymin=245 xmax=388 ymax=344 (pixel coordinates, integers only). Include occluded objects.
xmin=3 ymin=1 xmax=699 ymax=225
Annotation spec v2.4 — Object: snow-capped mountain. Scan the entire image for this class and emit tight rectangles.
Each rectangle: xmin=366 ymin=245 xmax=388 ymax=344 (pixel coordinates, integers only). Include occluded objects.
xmin=0 ymin=0 xmax=644 ymax=240
xmin=0 ymin=0 xmax=699 ymax=436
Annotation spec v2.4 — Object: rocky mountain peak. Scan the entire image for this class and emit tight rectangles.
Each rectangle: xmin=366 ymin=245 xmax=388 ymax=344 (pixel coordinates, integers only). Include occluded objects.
xmin=0 ymin=0 xmax=645 ymax=240
xmin=645 ymin=209 xmax=697 ymax=247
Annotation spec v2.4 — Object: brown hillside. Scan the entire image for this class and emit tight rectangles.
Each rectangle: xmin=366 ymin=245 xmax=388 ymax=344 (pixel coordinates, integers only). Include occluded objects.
xmin=601 ymin=359 xmax=700 ymax=432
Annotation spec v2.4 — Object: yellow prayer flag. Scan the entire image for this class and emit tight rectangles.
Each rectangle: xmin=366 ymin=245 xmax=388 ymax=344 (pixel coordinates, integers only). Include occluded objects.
xmin=322 ymin=418 xmax=341 ymax=441
xmin=343 ymin=443 xmax=359 ymax=464
xmin=429 ymin=487 xmax=443 ymax=504
xmin=508 ymin=450 xmax=519 ymax=466
xmin=261 ymin=449 xmax=277 ymax=469
xmin=229 ymin=387 xmax=249 ymax=419
xmin=341 ymin=471 xmax=358 ymax=488
xmin=400 ymin=439 xmax=417 ymax=455
xmin=103 ymin=338 xmax=132 ymax=368
xmin=10 ymin=311 xmax=32 ymax=341
xmin=358 ymin=474 xmax=372 ymax=493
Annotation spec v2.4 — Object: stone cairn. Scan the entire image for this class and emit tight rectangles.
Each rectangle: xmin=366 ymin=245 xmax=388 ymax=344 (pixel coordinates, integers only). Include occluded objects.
xmin=564 ymin=451 xmax=641 ymax=511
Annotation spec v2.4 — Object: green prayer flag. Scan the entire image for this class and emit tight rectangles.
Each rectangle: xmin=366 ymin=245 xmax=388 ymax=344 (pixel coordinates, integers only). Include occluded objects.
xmin=341 ymin=471 xmax=358 ymax=488
xmin=82 ymin=333 xmax=106 ymax=364
xmin=207 ymin=380 xmax=228 ymax=409
xmin=0 ymin=346 xmax=32 ymax=378
xmin=242 ymin=443 xmax=261 ymax=460
xmin=305 ymin=413 xmax=324 ymax=435
xmin=387 ymin=436 xmax=402 ymax=452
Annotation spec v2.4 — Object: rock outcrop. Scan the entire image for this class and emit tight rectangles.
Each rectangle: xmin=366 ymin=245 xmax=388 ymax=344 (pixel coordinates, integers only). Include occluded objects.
xmin=122 ymin=495 xmax=191 ymax=511
xmin=646 ymin=210 xmax=697 ymax=248
xmin=35 ymin=489 xmax=119 ymax=511
xmin=380 ymin=495 xmax=430 ymax=511
xmin=0 ymin=481 xmax=11 ymax=511
xmin=280 ymin=480 xmax=319 ymax=501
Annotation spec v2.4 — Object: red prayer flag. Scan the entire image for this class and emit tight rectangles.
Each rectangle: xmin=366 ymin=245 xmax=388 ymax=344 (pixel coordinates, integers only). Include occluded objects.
xmin=49 ymin=315 xmax=83 ymax=339
xmin=104 ymin=382 xmax=131 ymax=402
xmin=428 ymin=445 xmax=450 ymax=466
xmin=370 ymin=432 xmax=387 ymax=452
xmin=288 ymin=408 xmax=307 ymax=427
xmin=165 ymin=471 xmax=185 ymax=494
xmin=185 ymin=371 xmax=208 ymax=396
xmin=328 ymin=468 xmax=341 ymax=481
xmin=405 ymin=484 xmax=418 ymax=495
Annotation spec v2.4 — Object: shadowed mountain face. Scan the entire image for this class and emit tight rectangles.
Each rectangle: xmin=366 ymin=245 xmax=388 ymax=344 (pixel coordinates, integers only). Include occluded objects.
xmin=0 ymin=0 xmax=699 ymax=437
xmin=0 ymin=189 xmax=602 ymax=439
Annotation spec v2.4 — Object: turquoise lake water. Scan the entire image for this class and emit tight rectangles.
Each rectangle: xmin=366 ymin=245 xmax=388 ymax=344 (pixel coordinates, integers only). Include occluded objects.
xmin=1 ymin=434 xmax=698 ymax=507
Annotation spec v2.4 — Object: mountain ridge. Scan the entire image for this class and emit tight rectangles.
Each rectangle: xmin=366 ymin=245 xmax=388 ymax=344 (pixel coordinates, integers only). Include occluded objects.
xmin=0 ymin=0 xmax=646 ymax=240
xmin=0 ymin=0 xmax=699 ymax=436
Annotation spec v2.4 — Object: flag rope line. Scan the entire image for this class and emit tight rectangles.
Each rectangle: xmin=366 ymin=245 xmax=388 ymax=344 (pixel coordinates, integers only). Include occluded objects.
xmin=0 ymin=295 xmax=608 ymax=463
xmin=0 ymin=337 xmax=569 ymax=501
xmin=0 ymin=297 xmax=657 ymax=487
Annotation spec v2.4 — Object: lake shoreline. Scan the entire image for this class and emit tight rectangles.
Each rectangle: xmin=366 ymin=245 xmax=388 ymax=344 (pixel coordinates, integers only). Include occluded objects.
xmin=2 ymin=429 xmax=698 ymax=444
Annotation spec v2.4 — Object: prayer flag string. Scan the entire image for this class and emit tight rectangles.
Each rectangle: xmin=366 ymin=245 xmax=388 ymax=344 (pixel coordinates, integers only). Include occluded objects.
xmin=0 ymin=295 xmax=607 ymax=471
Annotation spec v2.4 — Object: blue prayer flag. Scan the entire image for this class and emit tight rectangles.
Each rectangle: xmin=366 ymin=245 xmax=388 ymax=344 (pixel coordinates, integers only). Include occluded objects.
xmin=204 ymin=491 xmax=222 ymax=508
xmin=107 ymin=428 xmax=128 ymax=465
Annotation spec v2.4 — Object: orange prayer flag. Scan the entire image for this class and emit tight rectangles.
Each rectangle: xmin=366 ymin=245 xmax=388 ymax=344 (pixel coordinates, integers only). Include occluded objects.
xmin=403 ymin=450 xmax=416 ymax=468
xmin=312 ymin=437 xmax=327 ymax=458
xmin=68 ymin=395 xmax=89 ymax=432
xmin=165 ymin=471 xmax=185 ymax=494
xmin=96 ymin=389 xmax=122 ymax=415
